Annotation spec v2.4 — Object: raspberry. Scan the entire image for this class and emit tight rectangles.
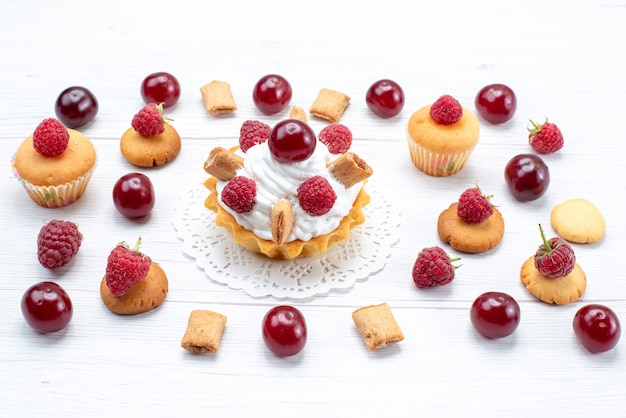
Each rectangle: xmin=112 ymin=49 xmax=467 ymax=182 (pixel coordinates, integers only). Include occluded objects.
xmin=239 ymin=120 xmax=271 ymax=152
xmin=430 ymin=95 xmax=463 ymax=125
xmin=221 ymin=176 xmax=256 ymax=213
xmin=457 ymin=183 xmax=494 ymax=224
xmin=105 ymin=238 xmax=152 ymax=297
xmin=37 ymin=219 xmax=83 ymax=270
xmin=534 ymin=224 xmax=576 ymax=278
xmin=131 ymin=103 xmax=169 ymax=137
xmin=296 ymin=176 xmax=337 ymax=216
xmin=318 ymin=123 xmax=352 ymax=154
xmin=32 ymin=118 xmax=70 ymax=157
xmin=528 ymin=119 xmax=564 ymax=154
xmin=412 ymin=246 xmax=460 ymax=289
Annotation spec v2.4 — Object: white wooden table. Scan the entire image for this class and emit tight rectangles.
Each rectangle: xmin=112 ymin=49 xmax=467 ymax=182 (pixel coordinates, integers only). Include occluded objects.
xmin=1 ymin=1 xmax=625 ymax=416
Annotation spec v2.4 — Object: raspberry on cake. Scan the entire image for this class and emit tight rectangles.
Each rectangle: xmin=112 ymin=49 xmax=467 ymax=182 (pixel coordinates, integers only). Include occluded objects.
xmin=203 ymin=119 xmax=373 ymax=259
xmin=120 ymin=103 xmax=181 ymax=167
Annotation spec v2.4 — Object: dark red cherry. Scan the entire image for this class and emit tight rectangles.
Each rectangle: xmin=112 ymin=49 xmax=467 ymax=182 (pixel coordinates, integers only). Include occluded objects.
xmin=470 ymin=292 xmax=520 ymax=339
xmin=366 ymin=79 xmax=404 ymax=118
xmin=253 ymin=74 xmax=292 ymax=115
xmin=268 ymin=119 xmax=316 ymax=163
xmin=55 ymin=86 xmax=99 ymax=128
xmin=504 ymin=154 xmax=550 ymax=201
xmin=475 ymin=83 xmax=517 ymax=124
xmin=573 ymin=304 xmax=621 ymax=353
xmin=112 ymin=172 xmax=155 ymax=219
xmin=21 ymin=281 xmax=73 ymax=333
xmin=141 ymin=72 xmax=181 ymax=108
xmin=262 ymin=305 xmax=307 ymax=357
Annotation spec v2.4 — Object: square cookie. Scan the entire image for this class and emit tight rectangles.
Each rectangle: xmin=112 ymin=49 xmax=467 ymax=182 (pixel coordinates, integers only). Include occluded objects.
xmin=181 ymin=309 xmax=227 ymax=353
xmin=352 ymin=303 xmax=404 ymax=350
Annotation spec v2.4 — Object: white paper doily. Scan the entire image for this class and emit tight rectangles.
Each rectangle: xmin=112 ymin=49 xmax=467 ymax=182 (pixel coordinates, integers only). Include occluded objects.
xmin=172 ymin=178 xmax=400 ymax=298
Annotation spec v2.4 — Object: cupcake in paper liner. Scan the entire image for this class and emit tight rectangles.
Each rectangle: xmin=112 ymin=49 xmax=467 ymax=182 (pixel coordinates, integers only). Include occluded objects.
xmin=13 ymin=119 xmax=97 ymax=208
xmin=407 ymin=95 xmax=479 ymax=177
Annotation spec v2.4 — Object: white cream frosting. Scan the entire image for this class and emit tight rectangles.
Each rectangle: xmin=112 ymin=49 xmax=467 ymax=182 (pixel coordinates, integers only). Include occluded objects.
xmin=215 ymin=141 xmax=362 ymax=242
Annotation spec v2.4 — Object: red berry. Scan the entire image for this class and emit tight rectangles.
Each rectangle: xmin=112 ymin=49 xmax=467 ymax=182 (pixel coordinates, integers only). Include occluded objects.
xmin=268 ymin=119 xmax=316 ymax=163
xmin=528 ymin=119 xmax=564 ymax=154
xmin=140 ymin=72 xmax=181 ymax=108
xmin=412 ymin=246 xmax=460 ymax=289
xmin=504 ymin=154 xmax=550 ymax=202
xmin=262 ymin=305 xmax=307 ymax=357
xmin=534 ymin=224 xmax=576 ymax=278
xmin=573 ymin=304 xmax=621 ymax=353
xmin=32 ymin=118 xmax=70 ymax=157
xmin=105 ymin=238 xmax=152 ymax=297
xmin=221 ymin=176 xmax=256 ymax=213
xmin=296 ymin=176 xmax=337 ymax=216
xmin=112 ymin=172 xmax=155 ymax=219
xmin=475 ymin=84 xmax=517 ymax=124
xmin=55 ymin=86 xmax=99 ymax=128
xmin=430 ymin=95 xmax=463 ymax=125
xmin=37 ymin=219 xmax=83 ymax=270
xmin=253 ymin=74 xmax=292 ymax=115
xmin=365 ymin=79 xmax=404 ymax=118
xmin=239 ymin=120 xmax=271 ymax=152
xmin=131 ymin=103 xmax=169 ymax=137
xmin=457 ymin=183 xmax=494 ymax=224
xmin=318 ymin=123 xmax=352 ymax=154
xmin=21 ymin=281 xmax=73 ymax=333
xmin=470 ymin=292 xmax=520 ymax=339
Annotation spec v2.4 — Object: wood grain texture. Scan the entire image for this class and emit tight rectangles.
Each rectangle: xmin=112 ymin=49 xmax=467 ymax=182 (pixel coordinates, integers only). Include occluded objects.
xmin=1 ymin=1 xmax=625 ymax=416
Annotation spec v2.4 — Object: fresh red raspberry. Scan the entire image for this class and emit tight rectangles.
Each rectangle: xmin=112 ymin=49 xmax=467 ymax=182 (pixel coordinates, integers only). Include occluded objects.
xmin=318 ymin=123 xmax=352 ymax=154
xmin=296 ymin=176 xmax=337 ymax=216
xmin=528 ymin=119 xmax=564 ymax=154
xmin=131 ymin=103 xmax=169 ymax=137
xmin=412 ymin=246 xmax=460 ymax=288
xmin=32 ymin=118 xmax=70 ymax=157
xmin=221 ymin=176 xmax=257 ymax=213
xmin=534 ymin=224 xmax=576 ymax=278
xmin=37 ymin=219 xmax=83 ymax=270
xmin=105 ymin=238 xmax=152 ymax=297
xmin=239 ymin=120 xmax=271 ymax=152
xmin=457 ymin=183 xmax=494 ymax=224
xmin=430 ymin=95 xmax=463 ymax=125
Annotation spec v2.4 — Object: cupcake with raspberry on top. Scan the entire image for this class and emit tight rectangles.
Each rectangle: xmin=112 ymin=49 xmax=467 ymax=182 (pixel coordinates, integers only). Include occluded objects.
xmin=13 ymin=118 xmax=97 ymax=207
xmin=407 ymin=95 xmax=480 ymax=176
xmin=437 ymin=182 xmax=505 ymax=254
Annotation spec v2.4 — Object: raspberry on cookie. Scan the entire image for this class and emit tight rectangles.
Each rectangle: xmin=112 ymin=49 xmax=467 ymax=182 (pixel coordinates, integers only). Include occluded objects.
xmin=437 ymin=183 xmax=504 ymax=253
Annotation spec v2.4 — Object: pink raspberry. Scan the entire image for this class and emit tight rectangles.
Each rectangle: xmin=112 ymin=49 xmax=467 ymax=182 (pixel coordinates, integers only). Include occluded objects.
xmin=221 ymin=176 xmax=257 ymax=213
xmin=297 ymin=176 xmax=337 ymax=216
xmin=528 ymin=119 xmax=564 ymax=154
xmin=318 ymin=123 xmax=352 ymax=154
xmin=131 ymin=103 xmax=168 ymax=137
xmin=412 ymin=246 xmax=460 ymax=288
xmin=239 ymin=120 xmax=271 ymax=152
xmin=457 ymin=184 xmax=493 ymax=224
xmin=37 ymin=219 xmax=83 ymax=269
xmin=105 ymin=238 xmax=152 ymax=297
xmin=430 ymin=95 xmax=463 ymax=125
xmin=33 ymin=118 xmax=70 ymax=157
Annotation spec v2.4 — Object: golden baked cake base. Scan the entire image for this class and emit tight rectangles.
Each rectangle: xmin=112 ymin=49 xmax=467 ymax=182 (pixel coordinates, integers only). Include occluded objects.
xmin=204 ymin=176 xmax=370 ymax=260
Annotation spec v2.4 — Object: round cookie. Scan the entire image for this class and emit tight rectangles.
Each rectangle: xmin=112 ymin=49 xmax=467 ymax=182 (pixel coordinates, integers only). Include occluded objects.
xmin=100 ymin=262 xmax=168 ymax=315
xmin=551 ymin=198 xmax=605 ymax=244
xmin=437 ymin=202 xmax=504 ymax=253
xmin=120 ymin=123 xmax=181 ymax=167
xmin=520 ymin=256 xmax=586 ymax=305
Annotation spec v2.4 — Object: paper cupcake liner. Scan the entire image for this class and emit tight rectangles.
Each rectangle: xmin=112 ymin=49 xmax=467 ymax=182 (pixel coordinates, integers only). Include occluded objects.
xmin=13 ymin=162 xmax=97 ymax=208
xmin=407 ymin=139 xmax=476 ymax=177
